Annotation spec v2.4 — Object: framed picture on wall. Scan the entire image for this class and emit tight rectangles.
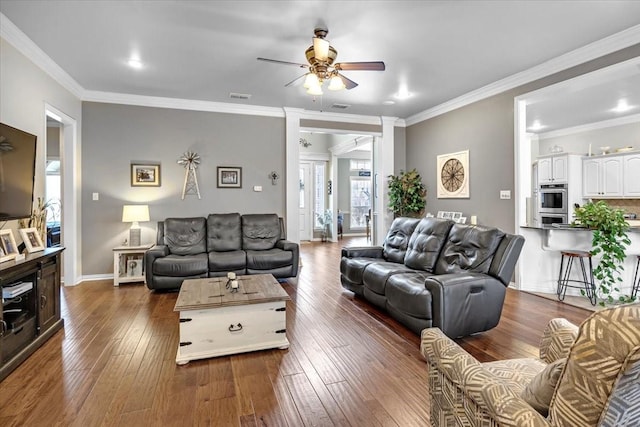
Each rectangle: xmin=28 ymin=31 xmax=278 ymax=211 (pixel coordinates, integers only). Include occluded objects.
xmin=217 ymin=166 xmax=242 ymax=188
xmin=19 ymin=227 xmax=45 ymax=253
xmin=437 ymin=150 xmax=470 ymax=198
xmin=131 ymin=163 xmax=161 ymax=187
xmin=0 ymin=229 xmax=19 ymax=263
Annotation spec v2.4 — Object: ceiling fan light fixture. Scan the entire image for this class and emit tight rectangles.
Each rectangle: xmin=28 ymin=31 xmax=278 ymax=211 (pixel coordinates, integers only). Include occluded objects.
xmin=313 ymin=37 xmax=330 ymax=61
xmin=328 ymin=74 xmax=345 ymax=91
xmin=307 ymin=84 xmax=323 ymax=96
xmin=303 ymin=72 xmax=320 ymax=89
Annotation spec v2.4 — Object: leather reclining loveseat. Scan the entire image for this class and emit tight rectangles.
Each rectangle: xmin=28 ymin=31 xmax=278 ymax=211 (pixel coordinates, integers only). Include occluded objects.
xmin=340 ymin=217 xmax=524 ymax=338
xmin=144 ymin=213 xmax=299 ymax=290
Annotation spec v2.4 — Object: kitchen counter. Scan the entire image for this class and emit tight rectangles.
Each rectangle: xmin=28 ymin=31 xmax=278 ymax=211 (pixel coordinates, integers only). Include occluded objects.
xmin=521 ymin=224 xmax=640 ymax=233
xmin=516 ymin=225 xmax=640 ymax=298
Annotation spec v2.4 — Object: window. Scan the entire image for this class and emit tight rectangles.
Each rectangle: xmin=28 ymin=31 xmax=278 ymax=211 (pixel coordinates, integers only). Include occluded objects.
xmin=314 ymin=163 xmax=325 ymax=228
xmin=350 ymin=159 xmax=371 ymax=171
xmin=350 ymin=177 xmax=371 ymax=228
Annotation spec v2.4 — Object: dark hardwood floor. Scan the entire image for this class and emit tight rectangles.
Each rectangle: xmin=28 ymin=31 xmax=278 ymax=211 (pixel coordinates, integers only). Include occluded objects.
xmin=0 ymin=237 xmax=591 ymax=426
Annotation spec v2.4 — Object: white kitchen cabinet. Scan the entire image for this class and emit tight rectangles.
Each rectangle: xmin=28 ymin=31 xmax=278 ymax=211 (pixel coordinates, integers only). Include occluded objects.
xmin=538 ymin=155 xmax=567 ymax=184
xmin=624 ymin=154 xmax=640 ymax=197
xmin=582 ymin=156 xmax=623 ymax=198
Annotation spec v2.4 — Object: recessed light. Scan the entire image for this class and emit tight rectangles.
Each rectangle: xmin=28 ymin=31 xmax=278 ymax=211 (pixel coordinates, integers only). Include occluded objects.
xmin=528 ymin=120 xmax=546 ymax=131
xmin=611 ymin=99 xmax=635 ymax=113
xmin=127 ymin=58 xmax=143 ymax=70
xmin=382 ymin=100 xmax=395 ymax=105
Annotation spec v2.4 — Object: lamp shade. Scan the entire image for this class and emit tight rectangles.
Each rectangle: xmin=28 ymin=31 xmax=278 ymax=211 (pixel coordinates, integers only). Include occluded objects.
xmin=122 ymin=205 xmax=149 ymax=223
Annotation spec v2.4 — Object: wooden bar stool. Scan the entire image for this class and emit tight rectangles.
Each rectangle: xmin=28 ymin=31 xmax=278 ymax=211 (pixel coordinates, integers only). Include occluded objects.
xmin=557 ymin=250 xmax=597 ymax=306
xmin=632 ymin=255 xmax=640 ymax=299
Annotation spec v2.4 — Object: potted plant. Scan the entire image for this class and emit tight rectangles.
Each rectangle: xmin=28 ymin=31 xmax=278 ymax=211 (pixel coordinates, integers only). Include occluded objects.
xmin=316 ymin=209 xmax=333 ymax=242
xmin=572 ymin=201 xmax=634 ymax=305
xmin=388 ymin=169 xmax=426 ymax=217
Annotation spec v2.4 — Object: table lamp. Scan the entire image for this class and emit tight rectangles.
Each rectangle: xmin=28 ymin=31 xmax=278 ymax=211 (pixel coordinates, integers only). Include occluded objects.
xmin=122 ymin=204 xmax=149 ymax=246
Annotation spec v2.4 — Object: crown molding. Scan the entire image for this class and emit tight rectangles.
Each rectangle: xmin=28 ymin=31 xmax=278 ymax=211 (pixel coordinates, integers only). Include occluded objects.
xmin=83 ymin=90 xmax=285 ymax=117
xmin=405 ymin=24 xmax=640 ymax=127
xmin=1 ymin=13 xmax=84 ymax=99
xmin=538 ymin=113 xmax=640 ymax=140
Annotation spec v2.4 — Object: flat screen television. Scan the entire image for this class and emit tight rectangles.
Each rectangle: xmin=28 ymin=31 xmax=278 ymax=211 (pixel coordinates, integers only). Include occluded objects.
xmin=0 ymin=123 xmax=37 ymax=221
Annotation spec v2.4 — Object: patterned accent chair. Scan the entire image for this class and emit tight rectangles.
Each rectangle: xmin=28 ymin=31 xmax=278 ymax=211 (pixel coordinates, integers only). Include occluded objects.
xmin=420 ymin=303 xmax=640 ymax=426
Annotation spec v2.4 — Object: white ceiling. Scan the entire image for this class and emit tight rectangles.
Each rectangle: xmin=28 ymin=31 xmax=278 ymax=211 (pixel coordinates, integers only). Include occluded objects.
xmin=2 ymin=1 xmax=640 ymax=123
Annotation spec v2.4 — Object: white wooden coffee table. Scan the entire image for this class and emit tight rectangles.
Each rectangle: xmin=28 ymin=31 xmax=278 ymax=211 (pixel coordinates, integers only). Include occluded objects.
xmin=174 ymin=274 xmax=290 ymax=365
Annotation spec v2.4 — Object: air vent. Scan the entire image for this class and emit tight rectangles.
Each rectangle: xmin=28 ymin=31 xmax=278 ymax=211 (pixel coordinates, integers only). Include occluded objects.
xmin=229 ymin=92 xmax=251 ymax=100
xmin=331 ymin=103 xmax=350 ymax=109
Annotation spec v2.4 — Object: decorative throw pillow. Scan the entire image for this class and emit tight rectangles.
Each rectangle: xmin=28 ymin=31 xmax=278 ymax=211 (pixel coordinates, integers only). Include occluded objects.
xmin=521 ymin=358 xmax=566 ymax=416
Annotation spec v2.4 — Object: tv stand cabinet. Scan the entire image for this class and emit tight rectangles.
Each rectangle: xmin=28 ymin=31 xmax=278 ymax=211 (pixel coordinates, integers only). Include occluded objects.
xmin=1 ymin=247 xmax=64 ymax=382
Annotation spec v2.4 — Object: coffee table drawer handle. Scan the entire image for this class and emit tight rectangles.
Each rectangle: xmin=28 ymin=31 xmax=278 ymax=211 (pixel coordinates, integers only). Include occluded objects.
xmin=228 ymin=323 xmax=243 ymax=332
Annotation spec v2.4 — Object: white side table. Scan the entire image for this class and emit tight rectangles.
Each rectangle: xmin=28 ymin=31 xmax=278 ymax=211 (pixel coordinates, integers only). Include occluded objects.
xmin=112 ymin=244 xmax=153 ymax=287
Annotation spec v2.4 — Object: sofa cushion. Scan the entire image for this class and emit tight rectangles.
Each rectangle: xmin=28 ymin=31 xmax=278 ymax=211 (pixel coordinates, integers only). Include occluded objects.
xmin=362 ymin=261 xmax=415 ymax=295
xmin=152 ymin=253 xmax=208 ymax=277
xmin=207 ymin=213 xmax=242 ymax=251
xmin=164 ymin=217 xmax=207 ymax=255
xmin=246 ymin=248 xmax=292 ymax=270
xmin=242 ymin=214 xmax=281 ymax=250
xmin=340 ymin=257 xmax=379 ymax=286
xmin=404 ymin=218 xmax=454 ymax=272
xmin=386 ymin=272 xmax=434 ymax=319
xmin=521 ymin=358 xmax=566 ymax=417
xmin=434 ymin=224 xmax=505 ymax=275
xmin=208 ymin=250 xmax=246 ymax=273
xmin=382 ymin=217 xmax=421 ymax=263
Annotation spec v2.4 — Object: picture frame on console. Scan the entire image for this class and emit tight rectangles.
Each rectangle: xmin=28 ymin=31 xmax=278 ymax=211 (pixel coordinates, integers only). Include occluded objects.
xmin=131 ymin=163 xmax=161 ymax=187
xmin=0 ymin=229 xmax=19 ymax=262
xmin=19 ymin=227 xmax=45 ymax=253
xmin=217 ymin=166 xmax=242 ymax=188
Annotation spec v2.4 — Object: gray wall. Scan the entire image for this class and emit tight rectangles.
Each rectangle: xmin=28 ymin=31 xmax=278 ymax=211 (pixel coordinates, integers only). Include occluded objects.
xmin=82 ymin=102 xmax=285 ymax=275
xmin=0 ymin=37 xmax=82 ymax=241
xmin=406 ymin=44 xmax=640 ymax=233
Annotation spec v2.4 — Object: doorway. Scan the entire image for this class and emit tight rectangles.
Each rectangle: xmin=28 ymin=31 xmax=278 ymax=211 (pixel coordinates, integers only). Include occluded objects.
xmin=299 ymin=131 xmax=374 ymax=243
xmin=45 ymin=115 xmax=62 ymax=248
xmin=44 ymin=104 xmax=79 ymax=286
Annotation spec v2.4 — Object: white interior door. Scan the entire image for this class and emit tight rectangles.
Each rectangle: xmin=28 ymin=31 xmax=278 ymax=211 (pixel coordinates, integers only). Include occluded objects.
xmin=299 ymin=163 xmax=312 ymax=241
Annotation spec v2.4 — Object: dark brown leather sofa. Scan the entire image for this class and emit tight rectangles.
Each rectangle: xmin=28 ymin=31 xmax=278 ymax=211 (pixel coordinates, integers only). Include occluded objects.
xmin=340 ymin=217 xmax=524 ymax=338
xmin=145 ymin=213 xmax=299 ymax=290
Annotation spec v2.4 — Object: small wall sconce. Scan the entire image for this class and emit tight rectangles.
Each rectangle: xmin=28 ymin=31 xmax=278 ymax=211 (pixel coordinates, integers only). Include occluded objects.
xmin=269 ymin=171 xmax=280 ymax=185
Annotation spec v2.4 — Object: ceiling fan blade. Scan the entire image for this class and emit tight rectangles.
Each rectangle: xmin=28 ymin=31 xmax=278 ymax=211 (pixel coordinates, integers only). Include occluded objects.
xmin=335 ymin=61 xmax=386 ymax=71
xmin=257 ymin=57 xmax=308 ymax=69
xmin=338 ymin=73 xmax=359 ymax=90
xmin=284 ymin=74 xmax=308 ymax=87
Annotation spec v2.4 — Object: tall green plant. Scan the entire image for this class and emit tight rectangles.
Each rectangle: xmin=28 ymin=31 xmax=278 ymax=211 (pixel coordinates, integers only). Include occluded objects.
xmin=572 ymin=201 xmax=634 ymax=305
xmin=388 ymin=169 xmax=426 ymax=217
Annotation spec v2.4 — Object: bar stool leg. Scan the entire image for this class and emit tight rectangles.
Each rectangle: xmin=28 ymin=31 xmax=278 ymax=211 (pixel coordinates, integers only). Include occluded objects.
xmin=578 ymin=256 xmax=596 ymax=306
xmin=587 ymin=256 xmax=596 ymax=305
xmin=557 ymin=254 xmax=565 ymax=300
xmin=557 ymin=255 xmax=573 ymax=302
xmin=632 ymin=256 xmax=640 ymax=299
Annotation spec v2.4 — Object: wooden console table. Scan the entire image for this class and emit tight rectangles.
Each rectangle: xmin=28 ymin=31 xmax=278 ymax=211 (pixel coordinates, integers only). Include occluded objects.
xmin=1 ymin=247 xmax=64 ymax=382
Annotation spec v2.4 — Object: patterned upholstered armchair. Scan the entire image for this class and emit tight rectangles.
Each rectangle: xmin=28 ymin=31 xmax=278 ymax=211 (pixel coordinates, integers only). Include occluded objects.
xmin=420 ymin=303 xmax=640 ymax=426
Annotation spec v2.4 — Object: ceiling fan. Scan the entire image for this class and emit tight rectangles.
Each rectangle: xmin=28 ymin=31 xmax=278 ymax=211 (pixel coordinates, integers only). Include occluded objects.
xmin=257 ymin=27 xmax=385 ymax=95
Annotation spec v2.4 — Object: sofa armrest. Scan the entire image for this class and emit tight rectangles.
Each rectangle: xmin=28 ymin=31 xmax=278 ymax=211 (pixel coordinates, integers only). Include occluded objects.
xmin=424 ymin=273 xmax=506 ymax=338
xmin=144 ymin=244 xmax=169 ymax=285
xmin=276 ymin=239 xmax=299 ymax=276
xmin=341 ymin=246 xmax=384 ymax=259
xmin=539 ymin=318 xmax=578 ymax=364
xmin=421 ymin=328 xmax=550 ymax=427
